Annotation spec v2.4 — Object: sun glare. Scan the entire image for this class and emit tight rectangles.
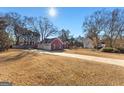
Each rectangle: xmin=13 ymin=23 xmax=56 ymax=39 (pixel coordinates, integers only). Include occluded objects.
xmin=49 ymin=7 xmax=57 ymax=17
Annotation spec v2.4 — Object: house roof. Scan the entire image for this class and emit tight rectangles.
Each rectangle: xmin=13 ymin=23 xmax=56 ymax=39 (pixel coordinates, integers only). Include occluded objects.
xmin=42 ymin=38 xmax=63 ymax=44
xmin=42 ymin=38 xmax=57 ymax=43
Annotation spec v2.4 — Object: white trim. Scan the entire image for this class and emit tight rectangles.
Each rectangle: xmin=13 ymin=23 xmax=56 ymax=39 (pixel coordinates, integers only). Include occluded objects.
xmin=50 ymin=38 xmax=63 ymax=45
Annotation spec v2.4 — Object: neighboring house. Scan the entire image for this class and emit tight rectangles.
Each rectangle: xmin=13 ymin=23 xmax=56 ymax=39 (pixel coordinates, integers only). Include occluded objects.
xmin=15 ymin=25 xmax=40 ymax=48
xmin=38 ymin=38 xmax=64 ymax=50
xmin=82 ymin=38 xmax=94 ymax=48
xmin=18 ymin=31 xmax=40 ymax=46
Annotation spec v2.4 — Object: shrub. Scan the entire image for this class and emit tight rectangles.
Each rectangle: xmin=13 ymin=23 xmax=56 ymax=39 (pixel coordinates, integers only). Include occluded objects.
xmin=113 ymin=48 xmax=120 ymax=53
xmin=102 ymin=47 xmax=114 ymax=53
xmin=118 ymin=48 xmax=124 ymax=53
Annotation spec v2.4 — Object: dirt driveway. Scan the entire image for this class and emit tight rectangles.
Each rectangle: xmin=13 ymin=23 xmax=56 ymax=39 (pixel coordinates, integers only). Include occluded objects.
xmin=25 ymin=49 xmax=124 ymax=67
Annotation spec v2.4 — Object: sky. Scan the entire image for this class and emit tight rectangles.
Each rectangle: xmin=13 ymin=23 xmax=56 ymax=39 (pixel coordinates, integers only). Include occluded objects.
xmin=0 ymin=7 xmax=123 ymax=37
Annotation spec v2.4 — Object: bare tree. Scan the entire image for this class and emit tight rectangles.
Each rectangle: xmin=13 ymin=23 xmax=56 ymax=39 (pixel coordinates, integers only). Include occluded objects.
xmin=83 ymin=10 xmax=105 ymax=48
xmin=83 ymin=9 xmax=124 ymax=48
xmin=75 ymin=35 xmax=84 ymax=47
xmin=58 ymin=29 xmax=70 ymax=42
xmin=4 ymin=12 xmax=24 ymax=45
xmin=24 ymin=17 xmax=58 ymax=41
xmin=103 ymin=9 xmax=124 ymax=47
xmin=0 ymin=18 xmax=10 ymax=50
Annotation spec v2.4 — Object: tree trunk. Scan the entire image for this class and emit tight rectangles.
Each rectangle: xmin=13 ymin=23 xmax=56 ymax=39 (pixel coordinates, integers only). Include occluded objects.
xmin=16 ymin=37 xmax=19 ymax=45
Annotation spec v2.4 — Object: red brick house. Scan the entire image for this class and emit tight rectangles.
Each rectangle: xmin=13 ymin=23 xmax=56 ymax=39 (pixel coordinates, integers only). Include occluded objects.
xmin=38 ymin=38 xmax=64 ymax=50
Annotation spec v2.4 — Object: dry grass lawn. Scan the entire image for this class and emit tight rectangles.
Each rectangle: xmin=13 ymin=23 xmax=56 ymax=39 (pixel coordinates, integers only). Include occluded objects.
xmin=0 ymin=49 xmax=124 ymax=85
xmin=65 ymin=48 xmax=124 ymax=60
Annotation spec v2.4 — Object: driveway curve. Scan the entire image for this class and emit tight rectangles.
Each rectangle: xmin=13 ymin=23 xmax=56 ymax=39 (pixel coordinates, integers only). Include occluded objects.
xmin=25 ymin=49 xmax=124 ymax=67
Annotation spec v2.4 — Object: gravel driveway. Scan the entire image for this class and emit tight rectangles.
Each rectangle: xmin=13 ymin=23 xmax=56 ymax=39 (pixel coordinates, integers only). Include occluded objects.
xmin=25 ymin=49 xmax=124 ymax=67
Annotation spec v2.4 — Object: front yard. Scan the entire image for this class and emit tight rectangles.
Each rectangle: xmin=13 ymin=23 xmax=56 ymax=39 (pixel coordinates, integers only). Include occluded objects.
xmin=0 ymin=49 xmax=124 ymax=85
xmin=65 ymin=48 xmax=124 ymax=60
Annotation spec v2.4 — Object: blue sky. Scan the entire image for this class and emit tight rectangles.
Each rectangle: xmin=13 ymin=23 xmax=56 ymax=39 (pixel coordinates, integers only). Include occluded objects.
xmin=0 ymin=7 xmax=123 ymax=37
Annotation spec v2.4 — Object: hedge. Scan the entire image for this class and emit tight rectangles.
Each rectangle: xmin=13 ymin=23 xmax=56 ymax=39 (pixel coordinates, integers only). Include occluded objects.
xmin=102 ymin=47 xmax=114 ymax=52
xmin=118 ymin=48 xmax=124 ymax=53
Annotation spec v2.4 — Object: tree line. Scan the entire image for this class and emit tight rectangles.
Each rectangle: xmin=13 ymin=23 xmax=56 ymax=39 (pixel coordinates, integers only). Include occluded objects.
xmin=83 ymin=8 xmax=124 ymax=48
xmin=1 ymin=8 xmax=124 ymax=51
xmin=0 ymin=12 xmax=59 ymax=50
xmin=59 ymin=8 xmax=124 ymax=49
xmin=0 ymin=12 xmax=84 ymax=50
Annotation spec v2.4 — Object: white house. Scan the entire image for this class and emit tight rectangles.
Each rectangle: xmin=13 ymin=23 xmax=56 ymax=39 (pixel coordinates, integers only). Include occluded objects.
xmin=82 ymin=38 xmax=94 ymax=48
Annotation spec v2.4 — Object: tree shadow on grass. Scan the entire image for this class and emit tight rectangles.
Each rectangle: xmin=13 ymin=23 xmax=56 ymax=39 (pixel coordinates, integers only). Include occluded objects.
xmin=3 ymin=52 xmax=29 ymax=62
xmin=37 ymin=49 xmax=65 ymax=53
